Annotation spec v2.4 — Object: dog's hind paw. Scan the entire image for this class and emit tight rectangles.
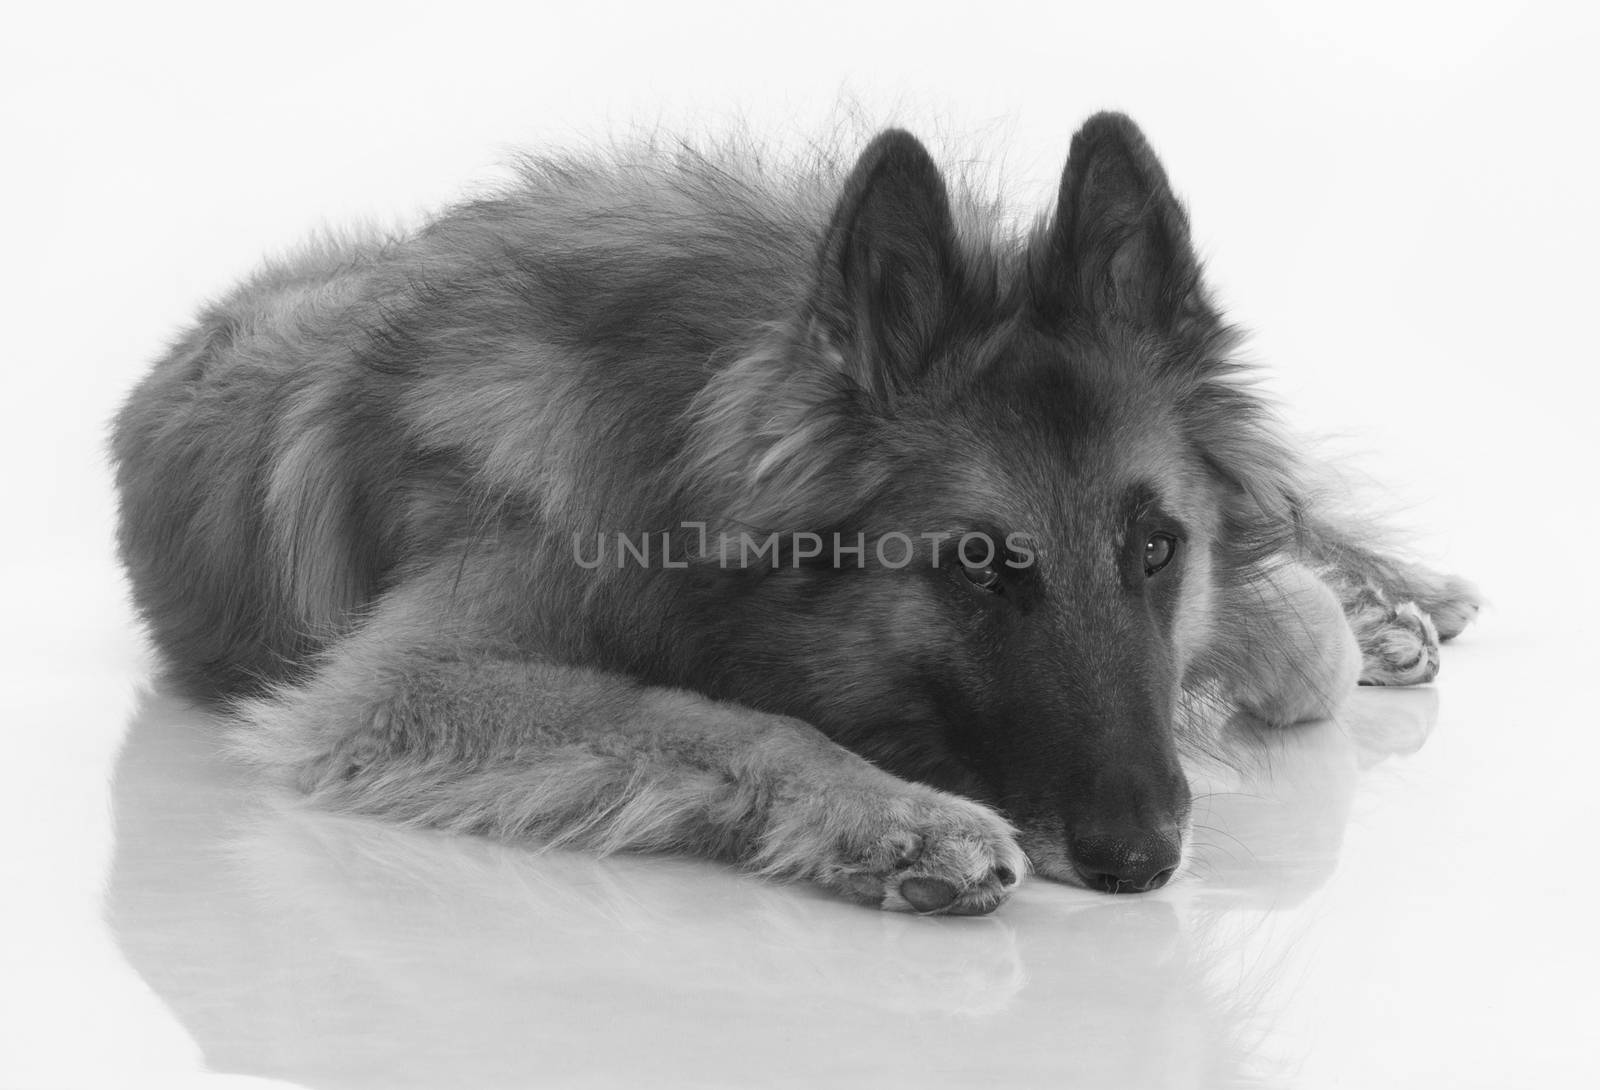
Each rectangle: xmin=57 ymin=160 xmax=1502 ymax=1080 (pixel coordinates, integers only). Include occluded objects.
xmin=758 ymin=782 xmax=1026 ymax=915
xmin=1355 ymin=598 xmax=1441 ymax=686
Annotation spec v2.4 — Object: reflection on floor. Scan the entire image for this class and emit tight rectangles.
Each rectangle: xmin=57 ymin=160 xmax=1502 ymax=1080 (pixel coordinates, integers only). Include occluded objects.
xmin=105 ymin=688 xmax=1447 ymax=1089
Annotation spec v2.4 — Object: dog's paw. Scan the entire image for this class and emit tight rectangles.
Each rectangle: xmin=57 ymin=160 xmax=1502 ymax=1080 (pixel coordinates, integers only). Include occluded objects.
xmin=1354 ymin=598 xmax=1441 ymax=686
xmin=1422 ymin=574 xmax=1482 ymax=641
xmin=758 ymin=782 xmax=1026 ymax=915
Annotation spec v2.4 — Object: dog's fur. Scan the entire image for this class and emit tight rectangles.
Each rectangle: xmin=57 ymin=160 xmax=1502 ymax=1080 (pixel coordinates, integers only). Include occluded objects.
xmin=112 ymin=114 xmax=1478 ymax=915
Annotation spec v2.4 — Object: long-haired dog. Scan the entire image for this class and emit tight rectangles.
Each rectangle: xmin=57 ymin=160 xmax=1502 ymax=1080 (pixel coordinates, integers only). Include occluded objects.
xmin=113 ymin=114 xmax=1478 ymax=915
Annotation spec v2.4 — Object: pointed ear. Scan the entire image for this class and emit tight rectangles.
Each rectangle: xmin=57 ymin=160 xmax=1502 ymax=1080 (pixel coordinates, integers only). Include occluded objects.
xmin=810 ymin=129 xmax=958 ymax=394
xmin=1035 ymin=113 xmax=1208 ymax=333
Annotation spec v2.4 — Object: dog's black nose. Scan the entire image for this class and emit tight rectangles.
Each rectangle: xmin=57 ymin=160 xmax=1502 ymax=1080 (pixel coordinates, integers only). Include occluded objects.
xmin=1068 ymin=828 xmax=1181 ymax=893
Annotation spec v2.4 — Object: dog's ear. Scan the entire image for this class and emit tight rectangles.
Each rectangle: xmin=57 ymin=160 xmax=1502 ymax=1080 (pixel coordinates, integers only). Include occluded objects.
xmin=810 ymin=129 xmax=958 ymax=395
xmin=1035 ymin=113 xmax=1208 ymax=334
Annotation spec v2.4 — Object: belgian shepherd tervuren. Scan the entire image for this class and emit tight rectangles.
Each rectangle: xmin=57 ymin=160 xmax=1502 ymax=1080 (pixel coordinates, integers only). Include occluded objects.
xmin=112 ymin=113 xmax=1479 ymax=915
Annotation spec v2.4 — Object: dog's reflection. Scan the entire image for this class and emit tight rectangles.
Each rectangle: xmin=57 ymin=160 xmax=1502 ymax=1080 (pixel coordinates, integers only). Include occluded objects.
xmin=1185 ymin=687 xmax=1442 ymax=901
xmin=106 ymin=688 xmax=1436 ymax=1089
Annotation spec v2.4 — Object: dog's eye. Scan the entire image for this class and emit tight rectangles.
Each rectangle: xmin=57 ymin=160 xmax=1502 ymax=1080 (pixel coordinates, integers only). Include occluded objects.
xmin=958 ymin=535 xmax=1003 ymax=592
xmin=962 ymin=563 xmax=1002 ymax=591
xmin=1143 ymin=533 xmax=1178 ymax=577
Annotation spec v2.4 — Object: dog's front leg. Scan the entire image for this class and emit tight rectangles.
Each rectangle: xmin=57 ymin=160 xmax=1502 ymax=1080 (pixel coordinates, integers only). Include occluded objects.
xmin=1211 ymin=562 xmax=1363 ymax=726
xmin=232 ymin=590 xmax=1024 ymax=915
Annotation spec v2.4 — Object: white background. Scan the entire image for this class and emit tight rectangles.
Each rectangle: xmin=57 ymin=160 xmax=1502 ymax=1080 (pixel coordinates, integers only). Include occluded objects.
xmin=3 ymin=2 xmax=1597 ymax=1087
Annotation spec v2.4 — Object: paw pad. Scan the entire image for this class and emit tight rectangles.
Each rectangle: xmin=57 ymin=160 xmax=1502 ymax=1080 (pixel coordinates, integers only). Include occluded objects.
xmin=899 ymin=876 xmax=959 ymax=913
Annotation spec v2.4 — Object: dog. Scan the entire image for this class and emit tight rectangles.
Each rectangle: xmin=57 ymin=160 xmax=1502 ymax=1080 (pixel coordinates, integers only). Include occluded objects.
xmin=111 ymin=113 xmax=1479 ymax=915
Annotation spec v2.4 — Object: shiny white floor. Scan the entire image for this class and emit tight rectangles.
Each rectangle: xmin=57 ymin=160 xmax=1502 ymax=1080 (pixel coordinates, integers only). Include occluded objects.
xmin=6 ymin=598 xmax=1597 ymax=1089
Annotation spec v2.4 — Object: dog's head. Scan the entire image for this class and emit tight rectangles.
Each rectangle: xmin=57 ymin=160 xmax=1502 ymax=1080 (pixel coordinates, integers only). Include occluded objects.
xmin=686 ymin=115 xmax=1298 ymax=891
